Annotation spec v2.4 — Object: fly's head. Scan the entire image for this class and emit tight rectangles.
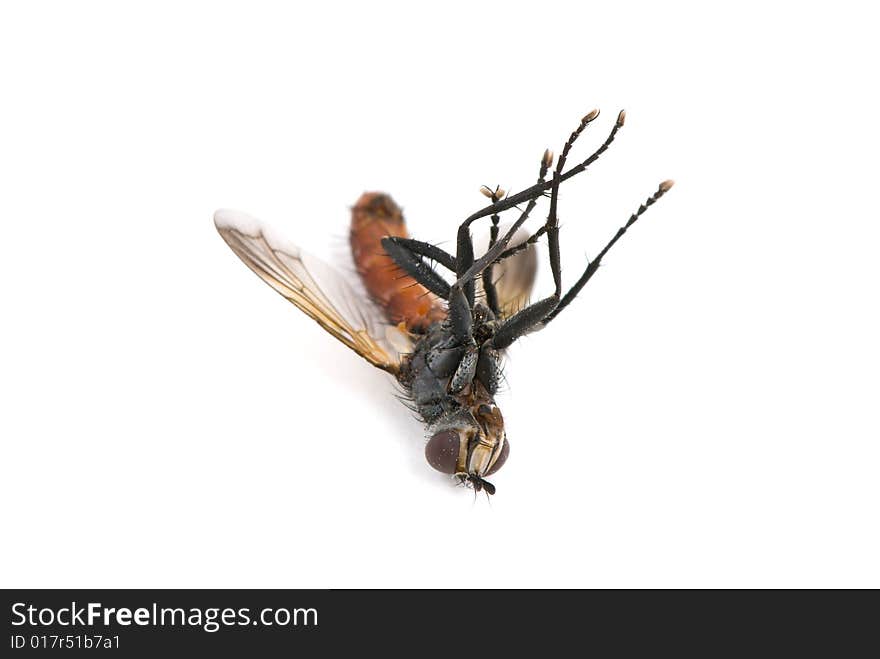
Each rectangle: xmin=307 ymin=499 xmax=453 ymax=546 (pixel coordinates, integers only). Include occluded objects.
xmin=424 ymin=396 xmax=508 ymax=496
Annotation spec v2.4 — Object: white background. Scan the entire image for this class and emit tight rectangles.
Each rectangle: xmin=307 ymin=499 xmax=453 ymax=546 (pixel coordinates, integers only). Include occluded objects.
xmin=2 ymin=1 xmax=878 ymax=588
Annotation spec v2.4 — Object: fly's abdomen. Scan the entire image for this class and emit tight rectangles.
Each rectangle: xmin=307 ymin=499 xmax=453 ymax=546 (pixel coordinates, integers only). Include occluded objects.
xmin=350 ymin=192 xmax=446 ymax=332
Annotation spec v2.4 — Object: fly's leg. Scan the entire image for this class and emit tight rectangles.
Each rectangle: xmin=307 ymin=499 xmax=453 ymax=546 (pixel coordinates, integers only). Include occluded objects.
xmin=492 ymin=224 xmax=547 ymax=263
xmin=382 ymin=237 xmax=456 ymax=272
xmin=453 ymin=111 xmax=626 ymax=289
xmin=381 ymin=175 xmax=539 ymax=312
xmin=382 ymin=222 xmax=478 ymax=356
xmin=453 ymin=148 xmax=554 ymax=301
xmin=490 ymin=291 xmax=560 ymax=350
xmin=491 ymin=180 xmax=675 ymax=344
xmin=447 ymin=284 xmax=474 ymax=344
xmin=382 ymin=111 xmax=657 ymax=346
xmin=488 ymin=227 xmax=561 ymax=349
xmin=546 ymin=109 xmax=602 ymax=297
xmin=449 ymin=343 xmax=479 ymax=394
xmin=489 ymin=110 xmax=603 ymax=272
xmin=455 ymin=214 xmax=478 ymax=308
xmin=480 ymin=185 xmax=505 ymax=316
xmin=488 ymin=112 xmax=604 ymax=349
xmin=542 ymin=180 xmax=675 ymax=325
xmin=381 ymin=237 xmax=451 ymax=300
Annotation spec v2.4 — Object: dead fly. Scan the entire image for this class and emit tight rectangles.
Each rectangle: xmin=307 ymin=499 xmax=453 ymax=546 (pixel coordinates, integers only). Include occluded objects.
xmin=215 ymin=110 xmax=673 ymax=495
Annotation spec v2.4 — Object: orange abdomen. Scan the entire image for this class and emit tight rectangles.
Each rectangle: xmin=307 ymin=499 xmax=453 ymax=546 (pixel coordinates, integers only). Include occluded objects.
xmin=350 ymin=192 xmax=446 ymax=332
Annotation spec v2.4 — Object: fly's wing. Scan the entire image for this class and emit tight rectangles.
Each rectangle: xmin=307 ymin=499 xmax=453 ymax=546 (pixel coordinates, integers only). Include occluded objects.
xmin=475 ymin=227 xmax=538 ymax=319
xmin=214 ymin=209 xmax=412 ymax=375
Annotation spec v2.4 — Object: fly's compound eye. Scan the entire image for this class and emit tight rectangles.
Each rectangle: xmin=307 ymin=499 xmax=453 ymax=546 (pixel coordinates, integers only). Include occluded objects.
xmin=486 ymin=438 xmax=510 ymax=475
xmin=425 ymin=430 xmax=461 ymax=474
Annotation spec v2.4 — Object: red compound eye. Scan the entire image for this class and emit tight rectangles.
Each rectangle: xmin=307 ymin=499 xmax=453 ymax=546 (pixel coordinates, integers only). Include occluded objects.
xmin=425 ymin=430 xmax=460 ymax=474
xmin=486 ymin=439 xmax=510 ymax=475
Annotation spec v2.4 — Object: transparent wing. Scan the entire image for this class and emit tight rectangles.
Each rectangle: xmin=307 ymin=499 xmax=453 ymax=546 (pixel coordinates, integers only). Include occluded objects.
xmin=214 ymin=209 xmax=412 ymax=374
xmin=475 ymin=227 xmax=538 ymax=319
